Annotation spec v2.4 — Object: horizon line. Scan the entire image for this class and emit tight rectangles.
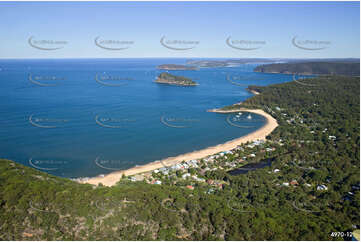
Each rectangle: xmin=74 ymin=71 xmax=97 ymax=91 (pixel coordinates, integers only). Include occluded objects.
xmin=0 ymin=57 xmax=359 ymax=60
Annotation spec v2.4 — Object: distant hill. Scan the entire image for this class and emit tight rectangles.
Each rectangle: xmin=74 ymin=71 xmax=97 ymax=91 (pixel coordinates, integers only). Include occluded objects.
xmin=183 ymin=58 xmax=360 ymax=68
xmin=157 ymin=64 xmax=198 ymax=70
xmin=254 ymin=62 xmax=360 ymax=76
xmin=186 ymin=58 xmax=278 ymax=67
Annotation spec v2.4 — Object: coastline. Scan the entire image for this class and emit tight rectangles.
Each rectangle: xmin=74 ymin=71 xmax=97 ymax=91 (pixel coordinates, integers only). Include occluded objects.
xmin=80 ymin=108 xmax=278 ymax=187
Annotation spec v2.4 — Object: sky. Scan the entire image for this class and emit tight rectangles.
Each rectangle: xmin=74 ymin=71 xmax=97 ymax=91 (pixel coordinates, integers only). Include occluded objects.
xmin=0 ymin=1 xmax=359 ymax=59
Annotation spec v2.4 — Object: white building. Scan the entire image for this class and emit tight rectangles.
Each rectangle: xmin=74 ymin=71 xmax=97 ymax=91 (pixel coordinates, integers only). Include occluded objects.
xmin=317 ymin=185 xmax=328 ymax=191
xmin=182 ymin=173 xmax=191 ymax=179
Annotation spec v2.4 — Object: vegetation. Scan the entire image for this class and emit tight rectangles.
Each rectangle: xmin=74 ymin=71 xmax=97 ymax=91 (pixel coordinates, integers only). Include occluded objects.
xmin=254 ymin=62 xmax=360 ymax=76
xmin=0 ymin=75 xmax=359 ymax=240
xmin=155 ymin=72 xmax=198 ymax=86
xmin=185 ymin=58 xmax=277 ymax=67
xmin=157 ymin=64 xmax=198 ymax=70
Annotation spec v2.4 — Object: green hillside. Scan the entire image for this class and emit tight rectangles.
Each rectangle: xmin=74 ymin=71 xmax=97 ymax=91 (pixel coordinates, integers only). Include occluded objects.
xmin=254 ymin=62 xmax=360 ymax=76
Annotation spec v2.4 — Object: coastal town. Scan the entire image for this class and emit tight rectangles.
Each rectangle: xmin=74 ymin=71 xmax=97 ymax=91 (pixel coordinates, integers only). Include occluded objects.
xmin=120 ymin=104 xmax=336 ymax=195
xmin=127 ymin=139 xmax=276 ymax=191
xmin=77 ymin=103 xmax=343 ymax=197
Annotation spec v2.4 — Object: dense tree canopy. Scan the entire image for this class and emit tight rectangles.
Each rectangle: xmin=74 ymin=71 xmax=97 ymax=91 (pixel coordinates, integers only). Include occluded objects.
xmin=0 ymin=75 xmax=359 ymax=240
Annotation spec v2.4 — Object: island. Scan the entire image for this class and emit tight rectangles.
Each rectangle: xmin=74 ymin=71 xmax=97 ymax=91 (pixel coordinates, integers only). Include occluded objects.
xmin=157 ymin=64 xmax=199 ymax=70
xmin=155 ymin=72 xmax=198 ymax=86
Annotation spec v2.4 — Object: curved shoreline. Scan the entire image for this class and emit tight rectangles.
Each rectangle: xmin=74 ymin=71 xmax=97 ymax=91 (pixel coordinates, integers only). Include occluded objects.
xmin=80 ymin=108 xmax=278 ymax=186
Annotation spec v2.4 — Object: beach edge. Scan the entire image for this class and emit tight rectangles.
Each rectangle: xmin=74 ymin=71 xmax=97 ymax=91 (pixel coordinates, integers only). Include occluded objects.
xmin=80 ymin=108 xmax=278 ymax=186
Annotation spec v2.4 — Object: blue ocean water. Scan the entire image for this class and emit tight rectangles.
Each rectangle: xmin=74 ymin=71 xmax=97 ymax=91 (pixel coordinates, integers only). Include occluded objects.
xmin=0 ymin=58 xmax=295 ymax=178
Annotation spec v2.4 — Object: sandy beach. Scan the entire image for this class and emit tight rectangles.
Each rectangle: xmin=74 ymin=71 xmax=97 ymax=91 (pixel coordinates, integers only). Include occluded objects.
xmin=81 ymin=108 xmax=278 ymax=186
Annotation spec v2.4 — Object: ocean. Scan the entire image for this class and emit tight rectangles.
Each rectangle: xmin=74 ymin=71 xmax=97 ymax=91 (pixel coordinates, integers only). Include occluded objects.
xmin=0 ymin=58 xmax=296 ymax=178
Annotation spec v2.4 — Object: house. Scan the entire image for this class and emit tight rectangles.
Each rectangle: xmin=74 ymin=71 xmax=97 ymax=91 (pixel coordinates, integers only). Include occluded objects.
xmin=171 ymin=164 xmax=182 ymax=170
xmin=197 ymin=178 xmax=206 ymax=182
xmin=253 ymin=140 xmax=264 ymax=146
xmin=273 ymin=169 xmax=280 ymax=173
xmin=187 ymin=160 xmax=199 ymax=168
xmin=290 ymin=180 xmax=299 ymax=186
xmin=129 ymin=177 xmax=137 ymax=182
xmin=317 ymin=185 xmax=328 ymax=191
xmin=151 ymin=180 xmax=162 ymax=185
xmin=249 ymin=154 xmax=256 ymax=158
xmin=352 ymin=184 xmax=360 ymax=190
xmin=282 ymin=182 xmax=289 ymax=186
xmin=207 ymin=188 xmax=215 ymax=194
xmin=131 ymin=175 xmax=145 ymax=182
xmin=216 ymin=183 xmax=224 ymax=189
xmin=186 ymin=185 xmax=194 ymax=190
xmin=182 ymin=173 xmax=191 ymax=179
xmin=207 ymin=179 xmax=214 ymax=185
